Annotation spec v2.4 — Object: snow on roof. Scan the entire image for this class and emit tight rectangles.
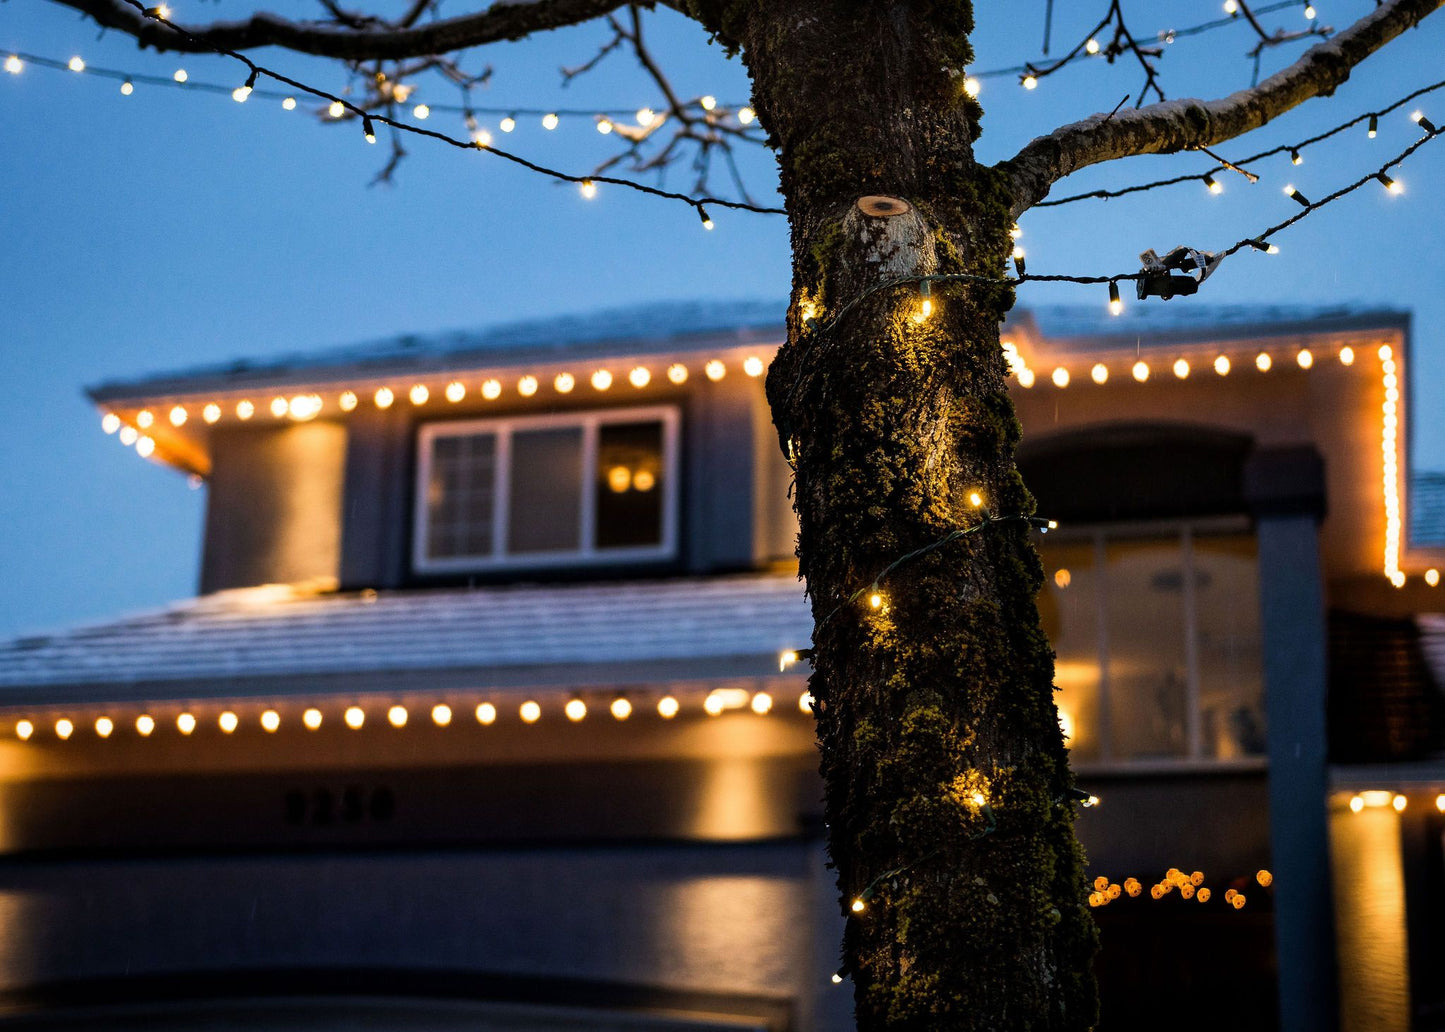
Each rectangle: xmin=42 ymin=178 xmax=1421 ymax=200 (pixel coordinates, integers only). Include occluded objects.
xmin=0 ymin=573 xmax=813 ymax=703
xmin=88 ymin=299 xmax=1407 ymax=402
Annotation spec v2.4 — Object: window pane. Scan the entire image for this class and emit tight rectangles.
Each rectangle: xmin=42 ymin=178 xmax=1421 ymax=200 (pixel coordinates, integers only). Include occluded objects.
xmin=1194 ymin=534 xmax=1266 ymax=758
xmin=595 ymin=421 xmax=665 ymax=550
xmin=426 ymin=432 xmax=496 ymax=559
xmin=1038 ymin=540 xmax=1103 ymax=763
xmin=507 ymin=427 xmax=583 ymax=553
xmin=1104 ymin=539 xmax=1188 ymax=760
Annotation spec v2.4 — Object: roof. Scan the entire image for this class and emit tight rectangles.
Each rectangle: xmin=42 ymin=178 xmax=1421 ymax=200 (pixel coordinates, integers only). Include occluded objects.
xmin=87 ymin=299 xmax=1409 ymax=403
xmin=1411 ymin=472 xmax=1445 ymax=546
xmin=0 ymin=573 xmax=814 ymax=706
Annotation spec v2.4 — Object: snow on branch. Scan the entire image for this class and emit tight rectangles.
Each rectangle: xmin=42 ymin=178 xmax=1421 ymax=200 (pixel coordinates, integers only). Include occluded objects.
xmin=998 ymin=0 xmax=1444 ymax=218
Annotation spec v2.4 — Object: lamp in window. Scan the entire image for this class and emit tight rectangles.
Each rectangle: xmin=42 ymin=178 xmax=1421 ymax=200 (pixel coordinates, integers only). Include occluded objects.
xmin=607 ymin=466 xmax=632 ymax=493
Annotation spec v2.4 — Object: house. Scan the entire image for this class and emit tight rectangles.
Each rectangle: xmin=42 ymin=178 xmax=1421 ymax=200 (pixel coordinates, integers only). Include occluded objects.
xmin=0 ymin=300 xmax=1439 ymax=1031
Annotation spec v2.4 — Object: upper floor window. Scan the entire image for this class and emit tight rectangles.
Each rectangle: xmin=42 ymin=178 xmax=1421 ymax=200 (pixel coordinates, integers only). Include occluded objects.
xmin=414 ymin=406 xmax=679 ymax=572
xmin=1038 ymin=521 xmax=1265 ymax=766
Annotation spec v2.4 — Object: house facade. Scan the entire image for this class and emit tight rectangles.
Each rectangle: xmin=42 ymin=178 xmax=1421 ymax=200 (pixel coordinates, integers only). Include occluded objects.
xmin=0 ymin=300 xmax=1439 ymax=1030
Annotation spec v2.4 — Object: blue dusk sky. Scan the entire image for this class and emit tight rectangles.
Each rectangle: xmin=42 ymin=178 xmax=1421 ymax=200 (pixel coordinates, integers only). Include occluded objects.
xmin=1 ymin=0 xmax=1442 ymax=637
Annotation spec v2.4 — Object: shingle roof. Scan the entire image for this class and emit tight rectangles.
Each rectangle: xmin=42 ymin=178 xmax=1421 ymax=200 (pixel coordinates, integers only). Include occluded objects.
xmin=0 ymin=573 xmax=814 ymax=706
xmin=87 ymin=299 xmax=1407 ymax=403
xmin=1411 ymin=472 xmax=1445 ymax=546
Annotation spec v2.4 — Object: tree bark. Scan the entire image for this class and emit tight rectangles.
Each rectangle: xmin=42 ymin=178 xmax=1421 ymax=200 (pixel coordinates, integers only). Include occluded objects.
xmin=716 ymin=2 xmax=1099 ymax=1028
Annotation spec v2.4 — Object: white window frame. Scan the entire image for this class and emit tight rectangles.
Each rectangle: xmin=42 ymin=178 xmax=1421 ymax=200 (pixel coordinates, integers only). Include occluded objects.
xmin=413 ymin=405 xmax=681 ymax=573
xmin=1043 ymin=515 xmax=1266 ymax=771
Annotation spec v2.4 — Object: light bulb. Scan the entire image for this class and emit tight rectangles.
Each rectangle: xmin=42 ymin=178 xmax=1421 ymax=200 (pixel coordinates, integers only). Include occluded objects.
xmin=475 ymin=702 xmax=497 ymax=725
xmin=868 ymin=592 xmax=885 ymax=609
xmin=55 ymin=719 xmax=74 ymax=740
xmin=700 ymin=95 xmax=717 ymax=111
xmin=282 ymin=97 xmax=297 ymax=110
xmin=68 ymin=56 xmax=85 ymax=72
xmin=520 ymin=701 xmax=541 ymax=724
xmin=202 ymin=403 xmax=221 ymax=423
xmin=409 ymin=384 xmax=429 ymax=406
xmin=339 ymin=391 xmax=358 ymax=411
xmin=119 ymin=426 xmax=139 ymax=446
xmin=963 ymin=77 xmax=981 ymax=98
xmin=657 ymin=695 xmax=679 ymax=719
xmin=542 ymin=112 xmax=559 ymax=130
xmin=1204 ymin=173 xmax=1222 ymax=194
xmin=445 ymin=381 xmax=465 ymax=403
xmin=232 ymin=85 xmax=251 ymax=103
xmin=554 ymin=372 xmax=575 ymax=393
xmin=636 ymin=107 xmax=655 ymax=126
xmin=1224 ymin=0 xmax=1239 ymax=13
xmin=1297 ymin=349 xmax=1314 ymax=369
xmin=218 ymin=711 xmax=238 ymax=733
xmin=667 ymin=364 xmax=688 ymax=384
xmin=481 ymin=379 xmax=502 ymax=400
xmin=610 ymin=698 xmax=632 ymax=720
xmin=737 ymin=106 xmax=755 ymax=125
xmin=751 ymin=692 xmax=773 ymax=715
xmin=1022 ymin=74 xmax=1038 ymax=90
xmin=1256 ymin=352 xmax=1272 ymax=372
xmin=344 ymin=706 xmax=365 ymax=729
xmin=1091 ymin=363 xmax=1108 ymax=384
xmin=1368 ymin=113 xmax=1378 ymax=138
xmin=472 ymin=129 xmax=492 ymax=147
xmin=1173 ymin=358 xmax=1190 ymax=379
xmin=1108 ymin=281 xmax=1123 ymax=316
xmin=374 ymin=387 xmax=395 ymax=409
xmin=1132 ymin=361 xmax=1149 ymax=382
xmin=136 ymin=436 xmax=156 ymax=458
xmin=177 ymin=713 xmax=196 ymax=735
xmin=579 ymin=179 xmax=598 ymax=199
xmin=743 ymin=356 xmax=765 ymax=377
xmin=95 ymin=717 xmax=114 ymax=738
xmin=1085 ymin=37 xmax=1101 ymax=54
xmin=172 ymin=69 xmax=188 ymax=83
xmin=705 ymin=360 xmax=726 ymax=382
xmin=328 ymin=100 xmax=345 ymax=118
xmin=1304 ymin=2 xmax=1317 ymax=18
xmin=591 ymin=370 xmax=613 ymax=391
xmin=500 ymin=116 xmax=516 ymax=132
xmin=260 ymin=710 xmax=280 ymax=732
xmin=518 ymin=375 xmax=539 ymax=397
xmin=1376 ymin=172 xmax=1402 ymax=194
xmin=596 ymin=118 xmax=613 ymax=134
xmin=413 ymin=104 xmax=430 ymax=119
xmin=565 ymin=699 xmax=587 ymax=722
xmin=1284 ymin=184 xmax=1311 ymax=207
xmin=1290 ymin=149 xmax=1303 ymax=165
xmin=387 ymin=705 xmax=408 ymax=728
xmin=629 ymin=366 xmax=651 ymax=388
xmin=303 ymin=708 xmax=323 ymax=730
xmin=4 ymin=55 xmax=22 ymax=74
xmin=102 ymin=413 xmax=121 ymax=434
xmin=1051 ymin=367 xmax=1069 ymax=388
xmin=1017 ymin=368 xmax=1035 ymax=388
xmin=1215 ymin=355 xmax=1231 ymax=376
xmin=1426 ymin=568 xmax=1440 ymax=587
xmin=135 ymin=715 xmax=154 ymax=736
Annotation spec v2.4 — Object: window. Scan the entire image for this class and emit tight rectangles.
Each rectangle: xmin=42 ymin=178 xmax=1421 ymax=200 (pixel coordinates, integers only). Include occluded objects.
xmin=414 ymin=407 xmax=679 ymax=572
xmin=1037 ymin=522 xmax=1265 ymax=766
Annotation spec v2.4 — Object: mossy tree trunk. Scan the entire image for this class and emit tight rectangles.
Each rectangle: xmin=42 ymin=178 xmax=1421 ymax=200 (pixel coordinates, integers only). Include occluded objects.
xmin=723 ymin=3 xmax=1099 ymax=1028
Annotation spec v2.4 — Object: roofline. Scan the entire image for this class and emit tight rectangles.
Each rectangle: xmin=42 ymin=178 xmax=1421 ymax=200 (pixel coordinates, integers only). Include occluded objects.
xmin=1025 ymin=308 xmax=1411 ymax=354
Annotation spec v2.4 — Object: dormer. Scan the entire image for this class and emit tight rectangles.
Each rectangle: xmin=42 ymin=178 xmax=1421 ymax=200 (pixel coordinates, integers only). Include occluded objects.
xmin=86 ymin=302 xmax=797 ymax=595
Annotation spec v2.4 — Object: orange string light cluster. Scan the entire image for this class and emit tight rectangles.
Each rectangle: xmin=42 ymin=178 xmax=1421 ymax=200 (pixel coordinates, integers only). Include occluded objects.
xmin=1088 ymin=867 xmax=1270 ymax=910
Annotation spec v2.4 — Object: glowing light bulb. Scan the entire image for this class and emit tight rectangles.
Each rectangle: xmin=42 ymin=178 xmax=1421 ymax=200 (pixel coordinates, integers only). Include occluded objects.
xmin=704 ymin=694 xmax=725 ymax=717
xmin=1376 ymin=172 xmax=1403 ymax=194
xmin=1350 ymin=794 xmax=1364 ymax=812
xmin=1051 ymin=367 xmax=1069 ymax=388
xmin=409 ymin=384 xmax=429 ymax=406
xmin=700 ymin=95 xmax=717 ymax=111
xmin=374 ymin=387 xmax=395 ymax=409
xmin=737 ymin=106 xmax=755 ymax=125
xmin=701 ymin=215 xmax=715 ymax=231
xmin=1368 ymin=113 xmax=1379 ymax=138
xmin=328 ymin=101 xmax=345 ymax=118
xmin=667 ymin=364 xmax=688 ymax=384
xmin=963 ymin=77 xmax=981 ymax=98
xmin=218 ymin=711 xmax=238 ymax=734
xmin=579 ymin=179 xmax=597 ymax=199
xmin=554 ymin=372 xmax=575 ymax=393
xmin=520 ymin=701 xmax=542 ymax=724
xmin=1022 ymin=74 xmax=1038 ymax=90
xmin=629 ymin=366 xmax=651 ymax=388
xmin=657 ymin=695 xmax=680 ymax=719
xmin=288 ymin=395 xmax=322 ymax=421
xmin=1091 ymin=363 xmax=1108 ymax=385
xmin=1340 ymin=346 xmax=1356 ymax=366
xmin=232 ymin=85 xmax=251 ymax=103
xmin=387 ymin=705 xmax=408 ymax=728
xmin=1283 ymin=183 xmax=1310 ymax=207
xmin=260 ymin=709 xmax=280 ymax=732
xmin=1204 ymin=173 xmax=1222 ymax=195
xmin=5 ymin=55 xmax=23 ymax=74
xmin=1173 ymin=358 xmax=1190 ymax=379
xmin=1017 ymin=368 xmax=1035 ymax=388
xmin=94 ymin=717 xmax=113 ymax=738
xmin=265 ymin=396 xmax=285 ymax=419
xmin=743 ymin=356 xmax=765 ymax=377
xmin=1224 ymin=0 xmax=1239 ymax=13
xmin=596 ymin=118 xmax=613 ymax=134
xmin=500 ymin=116 xmax=516 ymax=133
xmin=705 ymin=360 xmax=726 ymax=382
xmin=202 ymin=403 xmax=221 ymax=423
xmin=565 ymin=699 xmax=587 ymax=722
xmin=1256 ymin=352 xmax=1272 ymax=372
xmin=135 ymin=409 xmax=155 ymax=429
xmin=591 ymin=370 xmax=613 ymax=391
xmin=413 ymin=103 xmax=430 ymax=119
xmin=1379 ymin=344 xmax=1394 ymax=361
xmin=445 ymin=381 xmax=466 ymax=403
xmin=1132 ymin=361 xmax=1149 ymax=382
xmin=430 ymin=705 xmax=451 ymax=728
xmin=636 ymin=107 xmax=655 ymax=126
xmin=68 ymin=56 xmax=85 ymax=72
xmin=472 ymin=129 xmax=492 ymax=147
xmin=1108 ymin=281 xmax=1123 ymax=316
xmin=610 ymin=698 xmax=632 ymax=720
xmin=832 ymin=973 xmax=844 ymax=985
xmin=1085 ymin=37 xmax=1101 ymax=54
xmin=102 ymin=413 xmax=121 ymax=434
xmin=518 ymin=375 xmax=539 ymax=397
xmin=481 ymin=379 xmax=502 ymax=400
xmin=135 ymin=436 xmax=156 ymax=458
xmin=475 ymin=702 xmax=497 ymax=725
xmin=1297 ymin=349 xmax=1314 ymax=369
xmin=868 ymin=592 xmax=885 ymax=610
xmin=1393 ymin=793 xmax=1407 ymax=811
xmin=344 ymin=706 xmax=365 ymax=729
xmin=1290 ymin=149 xmax=1303 ymax=165
xmin=119 ymin=426 xmax=139 ymax=447
xmin=850 ymin=898 xmax=866 ymax=913
xmin=135 ymin=715 xmax=154 ymax=736
xmin=1412 ymin=110 xmax=1439 ymax=134
xmin=800 ymin=691 xmax=814 ymax=713
xmin=969 ymin=491 xmax=984 ymax=508
xmin=751 ymin=692 xmax=773 ymax=715
xmin=177 ymin=713 xmax=196 ymax=735
xmin=1426 ymin=568 xmax=1440 ymax=587
xmin=542 ymin=112 xmax=559 ymax=130
xmin=303 ymin=708 xmax=323 ymax=730
xmin=1304 ymin=2 xmax=1317 ymax=18
xmin=1437 ymin=793 xmax=1445 ymax=812
xmin=55 ymin=719 xmax=74 ymax=740
xmin=282 ymin=97 xmax=297 ymax=110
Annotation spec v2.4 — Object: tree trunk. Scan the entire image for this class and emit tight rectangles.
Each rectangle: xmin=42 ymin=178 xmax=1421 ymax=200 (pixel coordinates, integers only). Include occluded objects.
xmin=713 ymin=2 xmax=1100 ymax=1027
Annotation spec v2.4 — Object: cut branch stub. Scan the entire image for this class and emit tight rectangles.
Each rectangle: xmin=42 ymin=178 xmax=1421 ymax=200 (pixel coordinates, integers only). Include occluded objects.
xmin=857 ymin=195 xmax=913 ymax=217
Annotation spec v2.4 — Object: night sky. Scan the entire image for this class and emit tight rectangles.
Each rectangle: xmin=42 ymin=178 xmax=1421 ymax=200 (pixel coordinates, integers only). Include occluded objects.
xmin=2 ymin=0 xmax=1441 ymax=637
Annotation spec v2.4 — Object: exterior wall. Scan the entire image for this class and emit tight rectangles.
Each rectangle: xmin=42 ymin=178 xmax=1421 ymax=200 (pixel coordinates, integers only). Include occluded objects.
xmin=200 ymin=422 xmax=347 ymax=593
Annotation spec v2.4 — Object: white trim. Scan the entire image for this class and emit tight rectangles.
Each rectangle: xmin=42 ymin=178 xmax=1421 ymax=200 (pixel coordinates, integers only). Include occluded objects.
xmin=413 ymin=406 xmax=680 ymax=574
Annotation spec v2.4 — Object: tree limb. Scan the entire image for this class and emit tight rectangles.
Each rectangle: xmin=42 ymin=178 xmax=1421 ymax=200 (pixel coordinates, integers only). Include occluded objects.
xmin=998 ymin=0 xmax=1444 ymax=217
xmin=46 ymin=0 xmax=642 ymax=59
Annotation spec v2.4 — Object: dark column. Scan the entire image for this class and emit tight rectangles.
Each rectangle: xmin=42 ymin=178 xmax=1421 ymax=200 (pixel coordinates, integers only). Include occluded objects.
xmin=1245 ymin=445 xmax=1337 ymax=1032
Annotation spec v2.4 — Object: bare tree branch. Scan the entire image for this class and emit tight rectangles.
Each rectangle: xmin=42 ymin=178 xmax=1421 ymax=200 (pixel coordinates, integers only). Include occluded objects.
xmin=999 ymin=0 xmax=1444 ymax=217
xmin=46 ymin=0 xmax=643 ymax=59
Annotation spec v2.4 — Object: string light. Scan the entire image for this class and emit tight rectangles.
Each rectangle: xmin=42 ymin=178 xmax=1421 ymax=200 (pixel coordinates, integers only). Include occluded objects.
xmin=1256 ymin=352 xmax=1273 ymax=372
xmin=963 ymin=77 xmax=981 ymax=98
xmin=136 ymin=409 xmax=154 ymax=429
xmin=518 ymin=375 xmax=539 ymax=397
xmin=1297 ymin=349 xmax=1314 ymax=368
xmin=1052 ymin=367 xmax=1069 ymax=388
xmin=135 ymin=714 xmax=154 ymax=736
xmin=554 ymin=372 xmax=575 ymax=393
xmin=1017 ymin=368 xmax=1036 ymax=388
xmin=667 ymin=363 xmax=688 ymax=384
xmin=610 ymin=697 xmax=632 ymax=720
xmin=705 ymin=360 xmax=726 ymax=382
xmin=55 ymin=719 xmax=74 ymax=740
xmin=657 ymin=695 xmax=679 ymax=718
xmin=1214 ymin=355 xmax=1231 ymax=375
xmin=476 ymin=702 xmax=497 ymax=725
xmin=136 ymin=436 xmax=156 ymax=458
xmin=177 ymin=712 xmax=196 ymax=735
xmin=542 ymin=112 xmax=559 ymax=130
xmin=1022 ymin=74 xmax=1039 ymax=90
xmin=751 ymin=692 xmax=773 ymax=715
xmin=328 ymin=100 xmax=345 ymax=118
xmin=743 ymin=356 xmax=765 ymax=377
xmin=445 ymin=381 xmax=466 ymax=403
xmin=303 ymin=708 xmax=323 ymax=730
xmin=344 ymin=706 xmax=365 ymax=729
xmin=1108 ymin=280 xmax=1123 ymax=316
xmin=1376 ymin=172 xmax=1403 ymax=194
xmin=1426 ymin=568 xmax=1440 ymax=587
xmin=499 ymin=116 xmax=516 ymax=133
xmin=94 ymin=716 xmax=114 ymax=738
xmin=282 ymin=96 xmax=297 ymax=110
xmin=1412 ymin=110 xmax=1438 ymax=134
xmin=1290 ymin=148 xmax=1303 ymax=165
xmin=913 ymin=279 xmax=934 ymax=323
xmin=1368 ymin=113 xmax=1378 ymax=138
xmin=374 ymin=387 xmax=395 ymax=409
xmin=591 ymin=369 xmax=613 ymax=391
xmin=101 ymin=413 xmax=121 ymax=434
xmin=119 ymin=426 xmax=139 ymax=446
xmin=413 ymin=103 xmax=430 ymax=119
xmin=799 ymin=691 xmax=814 ymax=713
xmin=565 ymin=698 xmax=587 ymax=722
xmin=218 ymin=711 xmax=239 ymax=733
xmin=260 ymin=709 xmax=280 ymax=732
xmin=269 ymin=397 xmax=289 ymax=418
xmin=629 ymin=366 xmax=651 ymax=388
xmin=388 ymin=705 xmax=408 ymax=728
xmin=1173 ymin=358 xmax=1190 ymax=379
xmin=1204 ymin=173 xmax=1222 ymax=194
xmin=203 ymin=403 xmax=221 ymax=423
xmin=481 ymin=379 xmax=502 ymax=400
xmin=409 ymin=384 xmax=430 ymax=405
xmin=1340 ymin=346 xmax=1356 ymax=366
xmin=432 ymin=703 xmax=452 ymax=726
xmin=236 ymin=399 xmax=255 ymax=420
xmin=1132 ymin=361 xmax=1150 ymax=382
xmin=520 ymin=701 xmax=542 ymax=724
xmin=579 ymin=178 xmax=597 ymax=199
xmin=737 ymin=107 xmax=755 ymax=124
xmin=1284 ymin=184 xmax=1311 ymax=207
xmin=5 ymin=55 xmax=23 ymax=74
